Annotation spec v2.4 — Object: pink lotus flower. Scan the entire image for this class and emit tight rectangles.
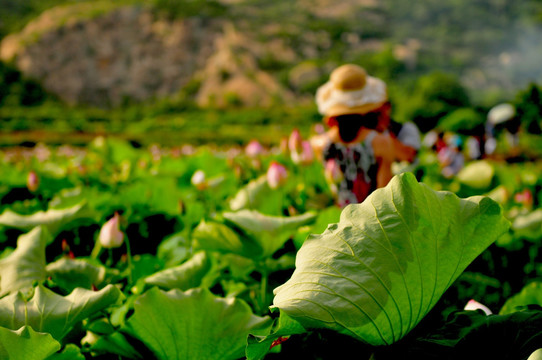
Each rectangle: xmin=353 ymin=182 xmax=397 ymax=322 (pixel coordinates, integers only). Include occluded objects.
xmin=245 ymin=140 xmax=264 ymax=157
xmin=27 ymin=171 xmax=39 ymax=192
xmin=324 ymin=159 xmax=343 ymax=184
xmin=99 ymin=213 xmax=124 ymax=248
xmin=267 ymin=161 xmax=288 ymax=189
xmin=464 ymin=299 xmax=492 ymax=315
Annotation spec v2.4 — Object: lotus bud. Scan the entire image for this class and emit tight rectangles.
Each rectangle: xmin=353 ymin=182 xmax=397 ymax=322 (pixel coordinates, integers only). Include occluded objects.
xmin=313 ymin=123 xmax=325 ymax=134
xmin=267 ymin=161 xmax=288 ymax=189
xmin=324 ymin=159 xmax=343 ymax=184
xmin=464 ymin=299 xmax=492 ymax=315
xmin=299 ymin=141 xmax=314 ymax=165
xmin=99 ymin=212 xmax=124 ymax=249
xmin=288 ymin=128 xmax=303 ymax=154
xmin=514 ymin=189 xmax=533 ymax=208
xmin=245 ymin=140 xmax=264 ymax=157
xmin=191 ymin=170 xmax=207 ymax=190
xmin=27 ymin=171 xmax=40 ymax=192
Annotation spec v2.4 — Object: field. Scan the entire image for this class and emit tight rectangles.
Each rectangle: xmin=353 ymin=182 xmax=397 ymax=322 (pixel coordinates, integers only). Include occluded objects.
xmin=1 ymin=131 xmax=542 ymax=359
xmin=2 ymin=1 xmax=542 ymax=358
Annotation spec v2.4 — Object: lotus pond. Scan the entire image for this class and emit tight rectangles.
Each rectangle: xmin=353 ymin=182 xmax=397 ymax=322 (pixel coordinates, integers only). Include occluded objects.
xmin=1 ymin=136 xmax=542 ymax=360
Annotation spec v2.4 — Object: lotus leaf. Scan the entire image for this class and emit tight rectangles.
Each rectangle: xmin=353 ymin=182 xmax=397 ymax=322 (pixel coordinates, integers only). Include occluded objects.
xmin=273 ymin=173 xmax=509 ymax=345
xmin=0 ymin=326 xmax=60 ymax=360
xmin=46 ymin=258 xmax=108 ymax=292
xmin=0 ymin=284 xmax=123 ymax=341
xmin=124 ymin=287 xmax=272 ymax=360
xmin=0 ymin=201 xmax=89 ymax=235
xmin=456 ymin=160 xmax=494 ymax=189
xmin=0 ymin=226 xmax=48 ymax=297
xmin=511 ymin=209 xmax=542 ymax=241
xmin=500 ymin=282 xmax=542 ymax=315
xmin=192 ymin=219 xmax=260 ymax=258
xmin=223 ymin=210 xmax=316 ymax=258
xmin=47 ymin=344 xmax=85 ymax=360
xmin=143 ymin=251 xmax=211 ymax=290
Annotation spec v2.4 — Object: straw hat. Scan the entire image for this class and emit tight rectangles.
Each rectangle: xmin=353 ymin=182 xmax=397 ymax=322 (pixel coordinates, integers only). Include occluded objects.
xmin=316 ymin=64 xmax=388 ymax=118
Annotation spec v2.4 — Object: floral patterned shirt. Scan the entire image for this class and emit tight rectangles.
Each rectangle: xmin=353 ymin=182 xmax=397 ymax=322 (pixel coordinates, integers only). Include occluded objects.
xmin=323 ymin=131 xmax=378 ymax=207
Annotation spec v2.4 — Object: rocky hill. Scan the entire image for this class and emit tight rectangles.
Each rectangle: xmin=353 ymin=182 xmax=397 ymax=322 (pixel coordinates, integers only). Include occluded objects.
xmin=1 ymin=0 xmax=540 ymax=109
xmin=0 ymin=1 xmax=387 ymax=108
xmin=0 ymin=4 xmax=274 ymax=107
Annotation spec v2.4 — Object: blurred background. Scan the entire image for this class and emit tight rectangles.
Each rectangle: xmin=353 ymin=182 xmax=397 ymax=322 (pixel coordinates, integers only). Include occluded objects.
xmin=0 ymin=0 xmax=541 ymax=147
xmin=1 ymin=5 xmax=542 ymax=356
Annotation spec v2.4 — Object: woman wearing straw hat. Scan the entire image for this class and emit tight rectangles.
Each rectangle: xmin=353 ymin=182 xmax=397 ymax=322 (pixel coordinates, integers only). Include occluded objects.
xmin=311 ymin=64 xmax=397 ymax=207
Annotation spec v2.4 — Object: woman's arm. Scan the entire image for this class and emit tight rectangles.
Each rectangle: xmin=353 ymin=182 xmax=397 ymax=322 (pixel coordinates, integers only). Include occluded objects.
xmin=372 ymin=133 xmax=396 ymax=188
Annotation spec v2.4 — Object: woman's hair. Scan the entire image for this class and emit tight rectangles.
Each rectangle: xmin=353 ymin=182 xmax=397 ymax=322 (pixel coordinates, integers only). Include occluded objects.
xmin=334 ymin=112 xmax=379 ymax=143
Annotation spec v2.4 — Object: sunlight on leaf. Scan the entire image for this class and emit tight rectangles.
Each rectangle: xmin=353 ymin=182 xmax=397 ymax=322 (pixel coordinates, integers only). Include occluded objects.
xmin=0 ymin=201 xmax=90 ymax=235
xmin=46 ymin=258 xmax=109 ymax=292
xmin=223 ymin=210 xmax=316 ymax=258
xmin=273 ymin=172 xmax=510 ymax=346
xmin=500 ymin=282 xmax=542 ymax=315
xmin=143 ymin=251 xmax=211 ymax=290
xmin=0 ymin=226 xmax=48 ymax=297
xmin=192 ymin=219 xmax=261 ymax=258
xmin=0 ymin=285 xmax=123 ymax=341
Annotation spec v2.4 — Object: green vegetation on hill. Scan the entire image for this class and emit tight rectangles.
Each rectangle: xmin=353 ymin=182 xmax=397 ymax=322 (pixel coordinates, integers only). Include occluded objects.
xmin=0 ymin=0 xmax=542 ymax=146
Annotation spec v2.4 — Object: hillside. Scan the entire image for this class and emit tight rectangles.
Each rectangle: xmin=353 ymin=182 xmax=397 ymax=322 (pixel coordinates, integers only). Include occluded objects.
xmin=1 ymin=0 xmax=541 ymax=110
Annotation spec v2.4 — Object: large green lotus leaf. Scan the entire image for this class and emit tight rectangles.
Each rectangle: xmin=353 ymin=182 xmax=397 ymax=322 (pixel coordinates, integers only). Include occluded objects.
xmin=143 ymin=251 xmax=211 ymax=290
xmin=0 ymin=325 xmax=60 ymax=360
xmin=456 ymin=160 xmax=494 ymax=189
xmin=0 ymin=226 xmax=48 ymax=297
xmin=500 ymin=282 xmax=542 ymax=315
xmin=272 ymin=172 xmax=509 ymax=346
xmin=0 ymin=201 xmax=90 ymax=235
xmin=0 ymin=284 xmax=123 ymax=341
xmin=124 ymin=287 xmax=272 ymax=360
xmin=46 ymin=258 xmax=108 ymax=292
xmin=223 ymin=210 xmax=317 ymax=258
xmin=192 ymin=220 xmax=262 ymax=258
xmin=293 ymin=206 xmax=342 ymax=249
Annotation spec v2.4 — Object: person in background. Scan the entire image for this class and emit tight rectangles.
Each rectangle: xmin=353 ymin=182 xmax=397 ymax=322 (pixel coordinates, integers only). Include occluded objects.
xmin=438 ymin=133 xmax=465 ymax=178
xmin=376 ymin=101 xmax=421 ymax=167
xmin=311 ymin=64 xmax=397 ymax=207
xmin=485 ymin=103 xmax=520 ymax=158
